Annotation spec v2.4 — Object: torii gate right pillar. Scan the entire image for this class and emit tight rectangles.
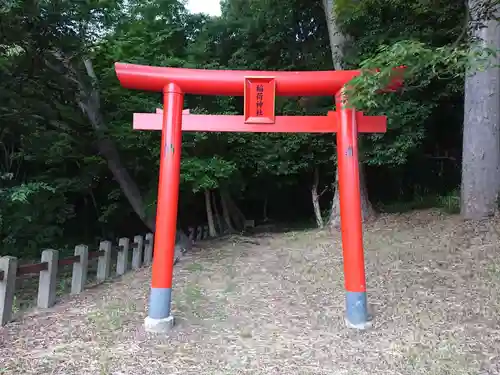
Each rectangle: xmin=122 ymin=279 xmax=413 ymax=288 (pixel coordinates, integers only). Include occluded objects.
xmin=336 ymin=89 xmax=370 ymax=329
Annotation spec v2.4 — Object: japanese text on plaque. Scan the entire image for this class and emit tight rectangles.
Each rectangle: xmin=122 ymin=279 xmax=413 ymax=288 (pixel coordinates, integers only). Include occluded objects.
xmin=256 ymin=84 xmax=264 ymax=116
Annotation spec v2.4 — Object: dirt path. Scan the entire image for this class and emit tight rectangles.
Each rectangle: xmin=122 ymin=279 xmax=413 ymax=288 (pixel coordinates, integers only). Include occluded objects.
xmin=1 ymin=209 xmax=500 ymax=375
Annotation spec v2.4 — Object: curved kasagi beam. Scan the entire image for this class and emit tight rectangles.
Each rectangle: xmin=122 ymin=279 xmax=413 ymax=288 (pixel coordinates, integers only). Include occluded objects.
xmin=115 ymin=63 xmax=405 ymax=96
xmin=115 ymin=62 xmax=361 ymax=96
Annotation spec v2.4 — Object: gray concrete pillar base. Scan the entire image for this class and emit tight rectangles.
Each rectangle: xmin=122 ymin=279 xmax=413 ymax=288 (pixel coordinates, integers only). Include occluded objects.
xmin=345 ymin=315 xmax=373 ymax=330
xmin=144 ymin=315 xmax=175 ymax=334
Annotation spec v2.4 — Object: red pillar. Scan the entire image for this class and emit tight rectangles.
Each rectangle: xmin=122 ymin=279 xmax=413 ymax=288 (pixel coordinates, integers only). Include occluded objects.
xmin=145 ymin=83 xmax=183 ymax=331
xmin=336 ymin=89 xmax=370 ymax=329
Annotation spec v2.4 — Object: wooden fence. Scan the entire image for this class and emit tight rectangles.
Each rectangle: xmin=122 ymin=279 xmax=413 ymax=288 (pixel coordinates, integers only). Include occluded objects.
xmin=0 ymin=224 xmax=212 ymax=326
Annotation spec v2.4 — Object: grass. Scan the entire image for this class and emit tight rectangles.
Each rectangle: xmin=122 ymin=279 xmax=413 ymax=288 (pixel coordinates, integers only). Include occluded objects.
xmin=1 ymin=209 xmax=500 ymax=374
xmin=377 ymin=190 xmax=461 ymax=214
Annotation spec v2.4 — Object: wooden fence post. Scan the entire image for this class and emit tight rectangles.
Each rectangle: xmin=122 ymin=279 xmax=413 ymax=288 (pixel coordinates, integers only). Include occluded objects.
xmin=37 ymin=250 xmax=59 ymax=308
xmin=132 ymin=235 xmax=144 ymax=270
xmin=144 ymin=233 xmax=154 ymax=266
xmin=71 ymin=245 xmax=88 ymax=295
xmin=188 ymin=227 xmax=195 ymax=242
xmin=196 ymin=226 xmax=203 ymax=241
xmin=117 ymin=238 xmax=129 ymax=276
xmin=204 ymin=225 xmax=209 ymax=239
xmin=97 ymin=241 xmax=112 ymax=283
xmin=0 ymin=256 xmax=17 ymax=326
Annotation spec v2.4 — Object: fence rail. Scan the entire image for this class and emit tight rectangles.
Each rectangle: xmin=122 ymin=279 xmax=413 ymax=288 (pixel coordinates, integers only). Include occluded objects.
xmin=0 ymin=223 xmax=212 ymax=326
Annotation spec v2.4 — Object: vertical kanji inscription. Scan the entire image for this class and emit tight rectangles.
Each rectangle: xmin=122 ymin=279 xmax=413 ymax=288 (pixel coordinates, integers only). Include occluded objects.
xmin=244 ymin=77 xmax=276 ymax=124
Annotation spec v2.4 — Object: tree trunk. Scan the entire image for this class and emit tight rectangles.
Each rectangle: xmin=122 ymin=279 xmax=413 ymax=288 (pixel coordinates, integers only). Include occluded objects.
xmin=221 ymin=188 xmax=245 ymax=231
xmin=211 ymin=190 xmax=223 ymax=234
xmin=228 ymin=195 xmax=246 ymax=230
xmin=328 ymin=164 xmax=375 ymax=229
xmin=322 ymin=1 xmax=375 ymax=228
xmin=220 ymin=189 xmax=235 ymax=232
xmin=262 ymin=194 xmax=269 ymax=222
xmin=322 ymin=0 xmax=346 ymax=71
xmin=55 ymin=54 xmax=191 ymax=251
xmin=461 ymin=2 xmax=500 ymax=219
xmin=76 ymin=58 xmax=156 ymax=231
xmin=95 ymin=137 xmax=155 ymax=229
xmin=204 ymin=189 xmax=217 ymax=237
xmin=312 ymin=167 xmax=325 ymax=228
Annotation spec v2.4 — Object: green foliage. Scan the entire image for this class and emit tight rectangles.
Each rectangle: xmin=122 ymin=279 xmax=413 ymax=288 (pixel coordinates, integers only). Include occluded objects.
xmin=437 ymin=189 xmax=461 ymax=214
xmin=0 ymin=173 xmax=69 ymax=257
xmin=377 ymin=189 xmax=460 ymax=215
xmin=181 ymin=156 xmax=238 ymax=192
xmin=0 ymin=0 xmax=485 ymax=258
xmin=346 ymin=40 xmax=495 ymax=111
xmin=0 ymin=178 xmax=55 ymax=204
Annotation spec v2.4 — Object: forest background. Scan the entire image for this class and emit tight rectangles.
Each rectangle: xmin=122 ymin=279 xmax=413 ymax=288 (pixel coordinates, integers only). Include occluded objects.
xmin=1 ymin=0 xmax=498 ymax=258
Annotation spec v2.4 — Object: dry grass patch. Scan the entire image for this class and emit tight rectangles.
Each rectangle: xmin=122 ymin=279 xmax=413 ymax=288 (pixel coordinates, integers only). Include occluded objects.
xmin=1 ymin=209 xmax=500 ymax=374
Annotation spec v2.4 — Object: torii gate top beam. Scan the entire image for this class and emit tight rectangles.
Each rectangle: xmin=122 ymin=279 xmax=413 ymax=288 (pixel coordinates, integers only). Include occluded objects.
xmin=115 ymin=62 xmax=362 ymax=96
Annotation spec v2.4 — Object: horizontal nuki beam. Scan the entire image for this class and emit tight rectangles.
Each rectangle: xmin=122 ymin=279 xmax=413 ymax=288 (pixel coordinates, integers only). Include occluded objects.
xmin=133 ymin=110 xmax=387 ymax=133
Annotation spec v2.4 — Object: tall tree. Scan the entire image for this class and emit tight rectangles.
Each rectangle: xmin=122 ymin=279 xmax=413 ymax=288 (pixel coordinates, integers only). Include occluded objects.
xmin=460 ymin=0 xmax=500 ymax=219
xmin=322 ymin=0 xmax=375 ymax=228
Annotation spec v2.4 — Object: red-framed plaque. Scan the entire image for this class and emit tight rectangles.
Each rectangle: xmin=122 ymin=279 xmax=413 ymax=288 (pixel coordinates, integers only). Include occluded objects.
xmin=243 ymin=76 xmax=276 ymax=124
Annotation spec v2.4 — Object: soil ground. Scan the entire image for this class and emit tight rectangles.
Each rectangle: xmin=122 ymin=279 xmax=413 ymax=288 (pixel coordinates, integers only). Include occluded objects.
xmin=1 ymin=209 xmax=500 ymax=375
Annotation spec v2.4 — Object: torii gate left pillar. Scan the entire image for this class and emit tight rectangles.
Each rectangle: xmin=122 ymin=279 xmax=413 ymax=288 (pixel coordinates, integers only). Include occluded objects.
xmin=114 ymin=63 xmax=402 ymax=333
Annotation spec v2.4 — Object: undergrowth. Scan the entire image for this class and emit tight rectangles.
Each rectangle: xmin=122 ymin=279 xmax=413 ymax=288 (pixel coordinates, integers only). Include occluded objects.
xmin=377 ymin=189 xmax=460 ymax=214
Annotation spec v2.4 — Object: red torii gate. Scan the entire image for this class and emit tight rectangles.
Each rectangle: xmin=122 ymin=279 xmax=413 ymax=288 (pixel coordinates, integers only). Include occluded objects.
xmin=114 ymin=62 xmax=403 ymax=333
